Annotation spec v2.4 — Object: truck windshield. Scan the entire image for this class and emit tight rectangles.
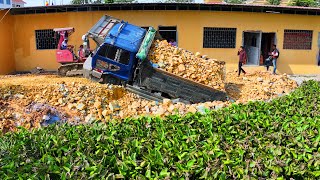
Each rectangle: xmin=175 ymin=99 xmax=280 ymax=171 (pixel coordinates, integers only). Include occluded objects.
xmin=98 ymin=44 xmax=130 ymax=65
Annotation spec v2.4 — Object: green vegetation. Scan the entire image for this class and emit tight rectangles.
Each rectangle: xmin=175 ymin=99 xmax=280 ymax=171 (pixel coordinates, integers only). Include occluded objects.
xmin=1 ymin=80 xmax=320 ymax=179
xmin=267 ymin=0 xmax=281 ymax=5
xmin=224 ymin=0 xmax=247 ymax=4
xmin=289 ymin=0 xmax=318 ymax=7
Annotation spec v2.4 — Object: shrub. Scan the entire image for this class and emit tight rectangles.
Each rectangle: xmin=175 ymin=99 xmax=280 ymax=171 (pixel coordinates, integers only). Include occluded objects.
xmin=289 ymin=0 xmax=318 ymax=7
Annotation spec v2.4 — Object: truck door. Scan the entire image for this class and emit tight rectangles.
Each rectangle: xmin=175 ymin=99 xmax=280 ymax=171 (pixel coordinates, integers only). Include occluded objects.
xmin=92 ymin=43 xmax=136 ymax=82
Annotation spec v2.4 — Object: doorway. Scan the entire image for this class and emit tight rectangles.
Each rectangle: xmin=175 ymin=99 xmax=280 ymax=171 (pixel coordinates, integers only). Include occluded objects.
xmin=261 ymin=33 xmax=276 ymax=65
xmin=243 ymin=31 xmax=276 ymax=66
xmin=158 ymin=26 xmax=177 ymax=45
xmin=243 ymin=31 xmax=261 ymax=65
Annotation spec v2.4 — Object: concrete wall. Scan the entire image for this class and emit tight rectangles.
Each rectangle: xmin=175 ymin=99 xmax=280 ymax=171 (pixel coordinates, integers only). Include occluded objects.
xmin=11 ymin=10 xmax=320 ymax=74
xmin=0 ymin=11 xmax=15 ymax=74
xmin=0 ymin=1 xmax=12 ymax=9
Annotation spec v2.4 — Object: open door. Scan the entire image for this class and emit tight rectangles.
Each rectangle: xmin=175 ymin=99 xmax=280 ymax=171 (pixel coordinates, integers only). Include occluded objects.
xmin=261 ymin=33 xmax=276 ymax=65
xmin=243 ymin=31 xmax=261 ymax=65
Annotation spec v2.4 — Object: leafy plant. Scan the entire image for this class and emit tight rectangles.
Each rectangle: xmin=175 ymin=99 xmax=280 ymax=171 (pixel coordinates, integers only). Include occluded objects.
xmin=1 ymin=80 xmax=320 ymax=179
xmin=289 ymin=0 xmax=318 ymax=7
xmin=267 ymin=0 xmax=281 ymax=5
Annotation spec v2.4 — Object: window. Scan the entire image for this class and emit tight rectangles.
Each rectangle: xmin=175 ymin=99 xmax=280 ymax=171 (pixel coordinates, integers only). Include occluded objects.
xmin=203 ymin=27 xmax=236 ymax=48
xmin=158 ymin=26 xmax=177 ymax=44
xmin=98 ymin=44 xmax=117 ymax=60
xmin=283 ymin=30 xmax=313 ymax=50
xmin=98 ymin=44 xmax=130 ymax=65
xmin=0 ymin=0 xmax=4 ymax=4
xmin=116 ymin=49 xmax=130 ymax=65
xmin=6 ymin=0 xmax=10 ymax=5
xmin=35 ymin=29 xmax=59 ymax=50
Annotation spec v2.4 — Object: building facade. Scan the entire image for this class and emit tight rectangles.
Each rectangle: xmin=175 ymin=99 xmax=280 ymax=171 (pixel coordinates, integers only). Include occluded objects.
xmin=0 ymin=0 xmax=12 ymax=9
xmin=1 ymin=3 xmax=320 ymax=75
xmin=12 ymin=0 xmax=26 ymax=7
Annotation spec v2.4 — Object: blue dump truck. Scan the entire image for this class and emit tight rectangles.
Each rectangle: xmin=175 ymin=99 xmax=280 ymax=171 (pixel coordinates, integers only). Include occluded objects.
xmin=82 ymin=15 xmax=226 ymax=103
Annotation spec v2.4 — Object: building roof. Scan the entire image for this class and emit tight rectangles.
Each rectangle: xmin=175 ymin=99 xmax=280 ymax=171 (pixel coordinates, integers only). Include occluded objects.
xmin=12 ymin=0 xmax=26 ymax=4
xmin=9 ymin=3 xmax=320 ymax=16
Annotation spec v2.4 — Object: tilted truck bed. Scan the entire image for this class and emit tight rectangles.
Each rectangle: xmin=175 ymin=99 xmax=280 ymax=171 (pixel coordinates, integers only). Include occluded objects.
xmin=136 ymin=60 xmax=227 ymax=103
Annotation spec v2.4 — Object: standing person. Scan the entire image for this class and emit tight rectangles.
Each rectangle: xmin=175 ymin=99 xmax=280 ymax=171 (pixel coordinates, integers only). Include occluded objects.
xmin=270 ymin=44 xmax=279 ymax=75
xmin=78 ymin=45 xmax=85 ymax=62
xmin=237 ymin=46 xmax=247 ymax=77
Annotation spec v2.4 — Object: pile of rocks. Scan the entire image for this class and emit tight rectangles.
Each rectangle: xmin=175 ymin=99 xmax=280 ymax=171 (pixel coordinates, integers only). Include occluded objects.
xmin=148 ymin=40 xmax=226 ymax=91
xmin=225 ymin=71 xmax=298 ymax=103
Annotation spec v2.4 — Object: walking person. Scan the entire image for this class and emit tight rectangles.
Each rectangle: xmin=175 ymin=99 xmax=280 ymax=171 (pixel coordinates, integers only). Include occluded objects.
xmin=237 ymin=46 xmax=247 ymax=77
xmin=270 ymin=44 xmax=280 ymax=75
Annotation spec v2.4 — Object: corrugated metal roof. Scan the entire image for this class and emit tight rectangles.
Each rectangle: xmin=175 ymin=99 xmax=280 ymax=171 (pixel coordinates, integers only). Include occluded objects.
xmin=9 ymin=3 xmax=320 ymax=16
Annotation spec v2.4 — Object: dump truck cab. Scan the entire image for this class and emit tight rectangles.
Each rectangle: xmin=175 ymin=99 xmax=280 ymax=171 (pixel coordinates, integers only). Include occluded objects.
xmin=92 ymin=23 xmax=146 ymax=84
xmin=83 ymin=16 xmax=150 ymax=84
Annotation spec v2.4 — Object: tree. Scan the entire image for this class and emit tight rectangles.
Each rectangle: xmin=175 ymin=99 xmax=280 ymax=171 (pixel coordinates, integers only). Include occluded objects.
xmin=289 ymin=0 xmax=318 ymax=6
xmin=267 ymin=0 xmax=281 ymax=5
xmin=165 ymin=0 xmax=195 ymax=2
xmin=71 ymin=0 xmax=94 ymax=4
xmin=224 ymin=0 xmax=246 ymax=3
xmin=71 ymin=0 xmax=134 ymax=4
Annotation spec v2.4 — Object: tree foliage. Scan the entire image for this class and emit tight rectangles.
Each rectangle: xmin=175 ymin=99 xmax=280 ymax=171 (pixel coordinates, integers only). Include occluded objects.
xmin=267 ymin=0 xmax=281 ymax=5
xmin=223 ymin=0 xmax=246 ymax=4
xmin=289 ymin=0 xmax=318 ymax=7
xmin=165 ymin=0 xmax=195 ymax=2
xmin=71 ymin=0 xmax=134 ymax=4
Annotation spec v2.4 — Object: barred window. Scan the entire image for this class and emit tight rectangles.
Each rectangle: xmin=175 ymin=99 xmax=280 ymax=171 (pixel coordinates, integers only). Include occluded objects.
xmin=35 ymin=29 xmax=59 ymax=50
xmin=283 ymin=30 xmax=313 ymax=50
xmin=203 ymin=27 xmax=236 ymax=48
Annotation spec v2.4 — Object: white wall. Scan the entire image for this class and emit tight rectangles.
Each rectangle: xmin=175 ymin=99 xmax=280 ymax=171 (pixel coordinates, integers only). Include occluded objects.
xmin=0 ymin=0 xmax=12 ymax=9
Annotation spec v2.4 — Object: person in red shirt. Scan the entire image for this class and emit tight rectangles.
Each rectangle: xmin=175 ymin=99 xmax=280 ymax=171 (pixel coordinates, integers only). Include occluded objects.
xmin=237 ymin=46 xmax=247 ymax=77
xmin=270 ymin=44 xmax=279 ymax=75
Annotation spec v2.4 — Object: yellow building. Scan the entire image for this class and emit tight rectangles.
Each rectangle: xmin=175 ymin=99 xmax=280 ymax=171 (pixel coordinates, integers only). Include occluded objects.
xmin=1 ymin=3 xmax=320 ymax=75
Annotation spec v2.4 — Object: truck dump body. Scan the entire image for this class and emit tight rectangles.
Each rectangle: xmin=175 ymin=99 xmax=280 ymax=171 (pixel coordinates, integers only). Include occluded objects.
xmin=136 ymin=60 xmax=227 ymax=103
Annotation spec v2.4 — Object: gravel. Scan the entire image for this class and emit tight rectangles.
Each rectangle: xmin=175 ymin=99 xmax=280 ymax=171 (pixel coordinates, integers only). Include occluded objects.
xmin=288 ymin=75 xmax=320 ymax=86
